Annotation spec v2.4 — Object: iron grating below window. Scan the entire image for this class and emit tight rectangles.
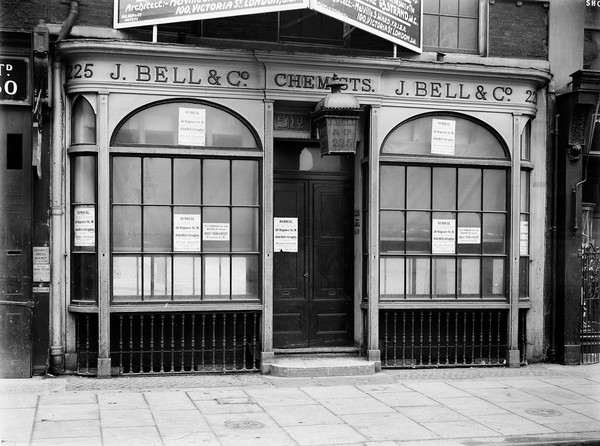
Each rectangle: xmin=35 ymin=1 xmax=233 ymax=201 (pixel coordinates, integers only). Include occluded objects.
xmin=75 ymin=312 xmax=261 ymax=375
xmin=582 ymin=245 xmax=600 ymax=365
xmin=379 ymin=309 xmax=527 ymax=368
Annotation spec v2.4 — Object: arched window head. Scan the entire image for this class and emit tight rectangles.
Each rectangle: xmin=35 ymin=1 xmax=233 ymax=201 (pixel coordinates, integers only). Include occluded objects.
xmin=71 ymin=96 xmax=96 ymax=145
xmin=381 ymin=114 xmax=507 ymax=159
xmin=112 ymin=101 xmax=260 ymax=149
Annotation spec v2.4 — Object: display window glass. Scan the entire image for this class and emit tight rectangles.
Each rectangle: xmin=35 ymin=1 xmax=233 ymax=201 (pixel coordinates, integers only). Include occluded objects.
xmin=81 ymin=100 xmax=262 ymax=304
xmin=379 ymin=113 xmax=511 ymax=301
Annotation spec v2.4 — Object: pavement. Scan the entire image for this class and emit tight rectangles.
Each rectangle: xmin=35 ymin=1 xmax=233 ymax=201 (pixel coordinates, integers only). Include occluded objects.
xmin=1 ymin=363 xmax=600 ymax=446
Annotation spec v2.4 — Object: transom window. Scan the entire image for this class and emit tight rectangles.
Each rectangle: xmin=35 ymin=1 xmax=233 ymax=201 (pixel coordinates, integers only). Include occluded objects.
xmin=112 ymin=101 xmax=259 ymax=149
xmin=379 ymin=114 xmax=509 ymax=301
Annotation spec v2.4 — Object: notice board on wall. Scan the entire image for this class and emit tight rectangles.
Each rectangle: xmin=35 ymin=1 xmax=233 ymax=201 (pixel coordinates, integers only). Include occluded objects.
xmin=114 ymin=0 xmax=421 ymax=52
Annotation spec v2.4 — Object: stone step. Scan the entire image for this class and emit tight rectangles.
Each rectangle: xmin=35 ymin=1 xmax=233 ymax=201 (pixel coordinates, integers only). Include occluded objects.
xmin=265 ymin=353 xmax=377 ymax=377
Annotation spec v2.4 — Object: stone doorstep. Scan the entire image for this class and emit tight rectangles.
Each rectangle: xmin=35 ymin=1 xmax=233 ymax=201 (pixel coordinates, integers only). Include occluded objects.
xmin=265 ymin=353 xmax=377 ymax=377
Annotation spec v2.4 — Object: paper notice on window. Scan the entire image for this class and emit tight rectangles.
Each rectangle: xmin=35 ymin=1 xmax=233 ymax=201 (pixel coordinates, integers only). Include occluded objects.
xmin=274 ymin=217 xmax=298 ymax=253
xmin=431 ymin=119 xmax=456 ymax=155
xmin=203 ymin=222 xmax=230 ymax=241
xmin=432 ymin=218 xmax=456 ymax=254
xmin=178 ymin=108 xmax=206 ymax=146
xmin=74 ymin=206 xmax=95 ymax=247
xmin=520 ymin=220 xmax=529 ymax=255
xmin=173 ymin=214 xmax=201 ymax=252
xmin=457 ymin=227 xmax=481 ymax=244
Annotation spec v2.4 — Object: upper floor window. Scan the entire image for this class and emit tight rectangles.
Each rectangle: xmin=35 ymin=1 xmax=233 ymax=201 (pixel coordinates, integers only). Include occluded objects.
xmin=585 ymin=5 xmax=600 ymax=69
xmin=423 ymin=0 xmax=480 ymax=53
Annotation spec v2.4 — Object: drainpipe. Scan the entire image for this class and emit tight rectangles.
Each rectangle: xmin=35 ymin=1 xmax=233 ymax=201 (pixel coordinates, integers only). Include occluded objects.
xmin=57 ymin=1 xmax=80 ymax=41
xmin=49 ymin=0 xmax=80 ymax=374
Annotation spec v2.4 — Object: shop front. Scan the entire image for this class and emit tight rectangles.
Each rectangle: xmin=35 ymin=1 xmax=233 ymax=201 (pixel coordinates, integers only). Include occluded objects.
xmin=55 ymin=39 xmax=550 ymax=376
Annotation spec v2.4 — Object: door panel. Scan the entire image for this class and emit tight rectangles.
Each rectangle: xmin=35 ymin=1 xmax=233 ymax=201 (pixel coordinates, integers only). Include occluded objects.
xmin=273 ymin=177 xmax=353 ymax=349
xmin=311 ymin=182 xmax=353 ymax=345
xmin=0 ymin=107 xmax=33 ymax=377
xmin=273 ymin=181 xmax=307 ymax=348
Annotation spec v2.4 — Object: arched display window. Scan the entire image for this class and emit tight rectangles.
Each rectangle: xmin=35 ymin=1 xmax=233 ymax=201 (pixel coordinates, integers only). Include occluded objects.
xmin=110 ymin=101 xmax=261 ymax=304
xmin=70 ymin=100 xmax=262 ymax=306
xmin=379 ymin=113 xmax=511 ymax=301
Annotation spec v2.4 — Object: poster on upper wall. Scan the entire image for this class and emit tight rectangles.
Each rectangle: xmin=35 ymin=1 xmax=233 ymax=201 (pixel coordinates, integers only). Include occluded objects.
xmin=113 ymin=0 xmax=422 ymax=52
xmin=114 ymin=0 xmax=309 ymax=29
xmin=312 ymin=0 xmax=421 ymax=53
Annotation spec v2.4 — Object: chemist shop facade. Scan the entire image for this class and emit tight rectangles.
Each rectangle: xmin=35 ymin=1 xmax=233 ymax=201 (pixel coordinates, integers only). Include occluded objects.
xmin=57 ymin=39 xmax=550 ymax=376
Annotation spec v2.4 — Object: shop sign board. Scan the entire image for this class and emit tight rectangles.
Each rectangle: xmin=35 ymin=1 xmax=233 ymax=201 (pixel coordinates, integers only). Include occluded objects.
xmin=63 ymin=59 xmax=542 ymax=111
xmin=114 ymin=0 xmax=309 ymax=28
xmin=0 ymin=57 xmax=29 ymax=104
xmin=113 ymin=0 xmax=421 ymax=52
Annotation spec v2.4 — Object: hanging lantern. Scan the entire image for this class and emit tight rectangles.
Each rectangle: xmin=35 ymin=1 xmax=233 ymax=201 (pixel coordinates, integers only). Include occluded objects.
xmin=313 ymin=74 xmax=362 ymax=155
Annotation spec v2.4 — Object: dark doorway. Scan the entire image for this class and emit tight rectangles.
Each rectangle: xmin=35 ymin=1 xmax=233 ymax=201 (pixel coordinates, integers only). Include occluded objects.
xmin=273 ymin=142 xmax=354 ymax=349
xmin=0 ymin=107 xmax=33 ymax=377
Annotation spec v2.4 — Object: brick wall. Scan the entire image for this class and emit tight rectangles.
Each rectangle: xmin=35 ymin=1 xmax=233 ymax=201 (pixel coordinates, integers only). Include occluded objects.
xmin=489 ymin=0 xmax=549 ymax=60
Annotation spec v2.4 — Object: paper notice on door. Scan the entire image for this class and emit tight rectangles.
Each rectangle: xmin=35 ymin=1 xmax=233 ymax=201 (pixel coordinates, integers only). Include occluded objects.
xmin=173 ymin=214 xmax=201 ymax=251
xmin=74 ymin=206 xmax=95 ymax=247
xmin=431 ymin=119 xmax=456 ymax=155
xmin=432 ymin=218 xmax=456 ymax=254
xmin=274 ymin=217 xmax=298 ymax=253
xmin=178 ymin=107 xmax=206 ymax=146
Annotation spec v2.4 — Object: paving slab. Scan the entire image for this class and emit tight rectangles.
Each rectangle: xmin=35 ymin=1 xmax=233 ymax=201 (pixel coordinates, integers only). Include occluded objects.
xmin=262 ymin=403 xmax=343 ymax=427
xmin=32 ymin=419 xmax=101 ymax=441
xmin=143 ymin=390 xmax=197 ymax=410
xmin=284 ymin=423 xmax=366 ymax=445
xmin=340 ymin=412 xmax=440 ymax=442
xmin=318 ymin=396 xmax=397 ymax=415
xmin=102 ymin=426 xmax=162 ymax=446
xmin=35 ymin=403 xmax=98 ymax=422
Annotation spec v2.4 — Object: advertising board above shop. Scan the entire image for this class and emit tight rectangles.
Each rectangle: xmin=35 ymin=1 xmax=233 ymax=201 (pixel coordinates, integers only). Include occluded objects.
xmin=114 ymin=0 xmax=310 ymax=28
xmin=113 ymin=0 xmax=422 ymax=53
xmin=312 ymin=0 xmax=421 ymax=53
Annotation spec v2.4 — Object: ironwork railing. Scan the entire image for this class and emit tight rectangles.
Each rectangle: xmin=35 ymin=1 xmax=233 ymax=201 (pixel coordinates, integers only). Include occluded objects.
xmin=379 ymin=309 xmax=527 ymax=368
xmin=76 ymin=311 xmax=261 ymax=375
xmin=582 ymin=245 xmax=600 ymax=364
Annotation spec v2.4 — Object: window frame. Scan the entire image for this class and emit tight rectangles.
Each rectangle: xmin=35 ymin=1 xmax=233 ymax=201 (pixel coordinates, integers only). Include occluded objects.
xmin=107 ymin=100 xmax=263 ymax=307
xmin=422 ymin=0 xmax=487 ymax=55
xmin=378 ymin=112 xmax=512 ymax=304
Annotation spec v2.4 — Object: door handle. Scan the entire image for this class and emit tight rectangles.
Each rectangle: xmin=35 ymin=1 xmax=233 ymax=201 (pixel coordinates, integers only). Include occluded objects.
xmin=304 ymin=273 xmax=308 ymax=278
